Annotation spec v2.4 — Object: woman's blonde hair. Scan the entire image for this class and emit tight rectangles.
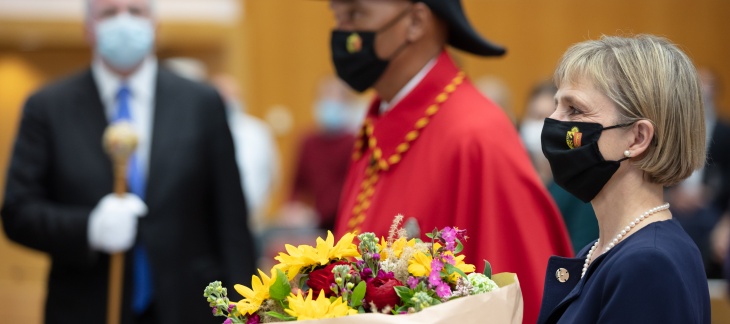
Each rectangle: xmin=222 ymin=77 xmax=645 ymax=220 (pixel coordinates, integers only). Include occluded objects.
xmin=554 ymin=34 xmax=705 ymax=186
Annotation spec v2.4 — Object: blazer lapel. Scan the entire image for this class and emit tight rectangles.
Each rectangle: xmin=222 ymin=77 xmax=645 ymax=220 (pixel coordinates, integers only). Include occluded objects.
xmin=146 ymin=69 xmax=176 ymax=204
xmin=539 ymin=256 xmax=585 ymax=324
xmin=73 ymin=69 xmax=113 ymax=177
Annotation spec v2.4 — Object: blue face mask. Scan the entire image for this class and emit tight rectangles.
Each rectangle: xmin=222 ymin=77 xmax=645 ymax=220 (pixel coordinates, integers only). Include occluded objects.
xmin=96 ymin=13 xmax=155 ymax=71
xmin=315 ymin=99 xmax=349 ymax=132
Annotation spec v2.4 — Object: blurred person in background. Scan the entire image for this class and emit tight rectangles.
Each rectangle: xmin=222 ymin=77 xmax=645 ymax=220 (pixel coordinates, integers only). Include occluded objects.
xmin=257 ymin=76 xmax=362 ymax=270
xmin=287 ymin=75 xmax=363 ymax=233
xmin=324 ymin=1 xmax=573 ymax=322
xmin=668 ymin=67 xmax=730 ymax=279
xmin=211 ymin=73 xmax=280 ymax=237
xmin=163 ymin=60 xmax=280 ymax=237
xmin=474 ymin=74 xmax=517 ymax=126
xmin=520 ymin=81 xmax=598 ymax=252
xmin=0 ymin=0 xmax=256 ymax=323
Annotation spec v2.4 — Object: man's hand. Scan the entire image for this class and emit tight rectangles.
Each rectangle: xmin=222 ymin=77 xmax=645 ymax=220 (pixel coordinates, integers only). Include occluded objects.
xmin=88 ymin=193 xmax=148 ymax=253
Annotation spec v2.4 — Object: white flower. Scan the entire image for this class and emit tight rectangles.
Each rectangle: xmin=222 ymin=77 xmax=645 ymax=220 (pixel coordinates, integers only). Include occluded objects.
xmin=467 ymin=273 xmax=498 ymax=294
xmin=379 ymin=259 xmax=397 ymax=273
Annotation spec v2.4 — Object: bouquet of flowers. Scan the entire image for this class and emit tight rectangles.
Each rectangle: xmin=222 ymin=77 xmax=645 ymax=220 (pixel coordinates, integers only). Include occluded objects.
xmin=203 ymin=216 xmax=522 ymax=323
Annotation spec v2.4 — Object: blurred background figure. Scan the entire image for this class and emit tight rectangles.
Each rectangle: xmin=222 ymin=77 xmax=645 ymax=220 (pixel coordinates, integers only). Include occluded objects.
xmin=286 ymin=75 xmax=364 ymax=233
xmin=257 ymin=75 xmax=364 ymax=270
xmin=474 ymin=75 xmax=517 ymax=126
xmin=0 ymin=0 xmax=256 ymax=323
xmin=668 ymin=67 xmax=730 ymax=279
xmin=211 ymin=73 xmax=280 ymax=236
xmin=519 ymin=81 xmax=598 ymax=252
xmin=163 ymin=58 xmax=281 ymax=238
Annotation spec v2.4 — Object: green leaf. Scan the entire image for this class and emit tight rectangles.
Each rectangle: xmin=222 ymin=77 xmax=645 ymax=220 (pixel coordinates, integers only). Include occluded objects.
xmin=269 ymin=268 xmax=292 ymax=301
xmin=395 ymin=305 xmax=411 ymax=313
xmin=483 ymin=260 xmax=492 ymax=279
xmin=444 ymin=263 xmax=467 ymax=279
xmin=425 ymin=232 xmax=434 ymax=239
xmin=298 ymin=274 xmax=309 ymax=292
xmin=453 ymin=239 xmax=464 ymax=254
xmin=394 ymin=285 xmax=415 ymax=301
xmin=265 ymin=311 xmax=296 ymax=321
xmin=229 ymin=317 xmax=247 ymax=324
xmin=350 ymin=281 xmax=367 ymax=308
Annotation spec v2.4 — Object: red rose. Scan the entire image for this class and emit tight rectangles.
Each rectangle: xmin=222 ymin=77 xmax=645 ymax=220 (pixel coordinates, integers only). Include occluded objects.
xmin=364 ymin=277 xmax=403 ymax=311
xmin=306 ymin=261 xmax=348 ymax=297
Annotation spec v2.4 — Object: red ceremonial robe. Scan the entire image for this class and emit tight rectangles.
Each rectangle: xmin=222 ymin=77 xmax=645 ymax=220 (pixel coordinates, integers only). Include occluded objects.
xmin=335 ymin=51 xmax=574 ymax=324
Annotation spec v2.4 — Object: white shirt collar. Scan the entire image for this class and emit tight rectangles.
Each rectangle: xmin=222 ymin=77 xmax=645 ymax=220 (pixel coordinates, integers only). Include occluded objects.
xmin=379 ymin=57 xmax=438 ymax=115
xmin=92 ymin=56 xmax=158 ymax=121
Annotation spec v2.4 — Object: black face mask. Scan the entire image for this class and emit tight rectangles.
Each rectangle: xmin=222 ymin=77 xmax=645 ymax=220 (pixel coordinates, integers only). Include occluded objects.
xmin=541 ymin=118 xmax=634 ymax=202
xmin=330 ymin=8 xmax=411 ymax=93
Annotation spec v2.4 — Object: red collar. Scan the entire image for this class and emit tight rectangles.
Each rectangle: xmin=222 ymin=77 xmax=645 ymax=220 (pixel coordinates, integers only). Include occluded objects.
xmin=353 ymin=51 xmax=464 ymax=170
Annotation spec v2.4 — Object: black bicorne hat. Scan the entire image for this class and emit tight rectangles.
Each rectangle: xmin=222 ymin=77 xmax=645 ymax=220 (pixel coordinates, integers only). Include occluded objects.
xmin=416 ymin=0 xmax=506 ymax=56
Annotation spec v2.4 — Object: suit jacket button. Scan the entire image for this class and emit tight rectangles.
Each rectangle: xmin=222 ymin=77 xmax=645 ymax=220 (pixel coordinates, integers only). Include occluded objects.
xmin=555 ymin=268 xmax=569 ymax=283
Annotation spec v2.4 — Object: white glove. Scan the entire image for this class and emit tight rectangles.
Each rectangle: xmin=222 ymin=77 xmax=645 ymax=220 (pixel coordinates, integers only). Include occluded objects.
xmin=88 ymin=193 xmax=148 ymax=253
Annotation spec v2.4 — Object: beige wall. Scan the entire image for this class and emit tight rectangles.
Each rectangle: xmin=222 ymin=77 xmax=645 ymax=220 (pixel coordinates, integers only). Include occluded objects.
xmin=1 ymin=0 xmax=730 ymax=322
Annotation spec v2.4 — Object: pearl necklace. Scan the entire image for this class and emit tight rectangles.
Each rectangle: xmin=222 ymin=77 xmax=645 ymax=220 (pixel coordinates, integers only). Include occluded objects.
xmin=581 ymin=202 xmax=670 ymax=278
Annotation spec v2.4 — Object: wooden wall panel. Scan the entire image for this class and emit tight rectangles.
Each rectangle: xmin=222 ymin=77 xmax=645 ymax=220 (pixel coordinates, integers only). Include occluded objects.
xmin=240 ymin=0 xmax=730 ymax=221
xmin=458 ymin=0 xmax=730 ymax=120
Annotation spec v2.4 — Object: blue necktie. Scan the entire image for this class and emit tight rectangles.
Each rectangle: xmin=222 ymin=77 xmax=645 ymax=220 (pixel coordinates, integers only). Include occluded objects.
xmin=114 ymin=85 xmax=153 ymax=314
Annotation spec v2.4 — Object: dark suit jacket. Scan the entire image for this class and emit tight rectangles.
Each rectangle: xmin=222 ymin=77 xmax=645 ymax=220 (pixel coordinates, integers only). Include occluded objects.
xmin=538 ymin=219 xmax=710 ymax=324
xmin=707 ymin=119 xmax=730 ymax=213
xmin=1 ymin=67 xmax=257 ymax=324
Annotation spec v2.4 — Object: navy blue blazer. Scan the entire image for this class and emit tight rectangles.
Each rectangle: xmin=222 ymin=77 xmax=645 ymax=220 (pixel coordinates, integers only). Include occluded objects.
xmin=538 ymin=218 xmax=710 ymax=323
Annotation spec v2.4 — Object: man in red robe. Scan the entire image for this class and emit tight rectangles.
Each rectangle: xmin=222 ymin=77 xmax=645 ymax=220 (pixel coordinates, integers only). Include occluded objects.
xmin=325 ymin=0 xmax=573 ymax=322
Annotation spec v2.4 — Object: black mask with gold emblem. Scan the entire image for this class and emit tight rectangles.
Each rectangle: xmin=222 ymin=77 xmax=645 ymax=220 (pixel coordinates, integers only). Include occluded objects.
xmin=330 ymin=8 xmax=412 ymax=93
xmin=540 ymin=118 xmax=634 ymax=202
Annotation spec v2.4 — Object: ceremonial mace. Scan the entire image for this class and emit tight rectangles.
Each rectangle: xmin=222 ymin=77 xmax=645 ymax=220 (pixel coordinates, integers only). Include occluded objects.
xmin=102 ymin=121 xmax=138 ymax=324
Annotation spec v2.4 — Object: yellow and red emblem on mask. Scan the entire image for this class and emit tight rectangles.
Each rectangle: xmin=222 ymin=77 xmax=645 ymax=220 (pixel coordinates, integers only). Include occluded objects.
xmin=346 ymin=33 xmax=362 ymax=54
xmin=566 ymin=126 xmax=583 ymax=149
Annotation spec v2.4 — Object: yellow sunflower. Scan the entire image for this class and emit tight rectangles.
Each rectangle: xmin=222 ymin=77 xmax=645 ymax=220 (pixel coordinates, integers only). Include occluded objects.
xmin=449 ymin=254 xmax=476 ymax=282
xmin=378 ymin=236 xmax=417 ymax=260
xmin=285 ymin=290 xmax=357 ymax=320
xmin=234 ymin=268 xmax=277 ymax=315
xmin=407 ymin=250 xmax=475 ymax=283
xmin=275 ymin=231 xmax=360 ymax=280
xmin=407 ymin=251 xmax=433 ymax=277
xmin=317 ymin=231 xmax=360 ymax=261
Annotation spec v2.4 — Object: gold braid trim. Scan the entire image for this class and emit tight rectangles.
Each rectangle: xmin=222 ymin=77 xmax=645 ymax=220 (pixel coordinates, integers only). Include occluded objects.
xmin=346 ymin=72 xmax=466 ymax=233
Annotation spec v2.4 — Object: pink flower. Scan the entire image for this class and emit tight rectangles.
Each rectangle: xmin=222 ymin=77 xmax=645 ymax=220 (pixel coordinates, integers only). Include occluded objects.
xmin=246 ymin=314 xmax=260 ymax=324
xmin=442 ymin=253 xmax=455 ymax=265
xmin=441 ymin=227 xmax=456 ymax=243
xmin=407 ymin=276 xmax=419 ymax=289
xmin=430 ymin=259 xmax=444 ymax=272
xmin=436 ymin=283 xmax=451 ymax=299
xmin=429 ymin=271 xmax=442 ymax=287
xmin=429 ymin=259 xmax=444 ymax=286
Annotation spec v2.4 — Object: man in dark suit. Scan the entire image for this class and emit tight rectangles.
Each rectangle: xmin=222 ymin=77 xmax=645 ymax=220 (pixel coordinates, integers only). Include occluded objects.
xmin=0 ymin=0 xmax=256 ymax=323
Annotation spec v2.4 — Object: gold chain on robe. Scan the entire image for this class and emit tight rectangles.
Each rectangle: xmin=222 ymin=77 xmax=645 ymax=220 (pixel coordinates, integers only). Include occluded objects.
xmin=346 ymin=72 xmax=466 ymax=233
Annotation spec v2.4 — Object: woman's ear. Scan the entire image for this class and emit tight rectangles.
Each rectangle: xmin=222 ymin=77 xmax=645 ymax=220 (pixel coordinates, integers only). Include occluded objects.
xmin=627 ymin=120 xmax=655 ymax=158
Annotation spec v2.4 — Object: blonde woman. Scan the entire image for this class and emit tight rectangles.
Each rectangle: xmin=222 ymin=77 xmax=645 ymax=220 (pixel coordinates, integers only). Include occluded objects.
xmin=538 ymin=35 xmax=710 ymax=323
